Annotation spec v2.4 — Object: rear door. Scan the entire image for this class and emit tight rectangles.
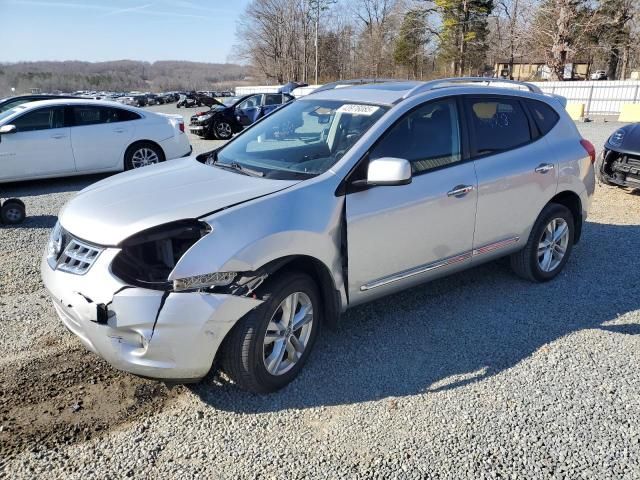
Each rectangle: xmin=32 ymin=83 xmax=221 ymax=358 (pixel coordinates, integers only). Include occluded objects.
xmin=70 ymin=105 xmax=137 ymax=172
xmin=464 ymin=95 xmax=558 ymax=260
xmin=0 ymin=106 xmax=74 ymax=181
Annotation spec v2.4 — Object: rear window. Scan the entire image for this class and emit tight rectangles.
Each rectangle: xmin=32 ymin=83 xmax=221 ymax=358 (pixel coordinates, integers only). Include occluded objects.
xmin=466 ymin=97 xmax=532 ymax=156
xmin=526 ymin=99 xmax=560 ymax=135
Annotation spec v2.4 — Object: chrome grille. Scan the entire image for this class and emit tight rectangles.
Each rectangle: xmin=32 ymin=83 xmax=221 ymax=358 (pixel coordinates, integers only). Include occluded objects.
xmin=56 ymin=238 xmax=102 ymax=275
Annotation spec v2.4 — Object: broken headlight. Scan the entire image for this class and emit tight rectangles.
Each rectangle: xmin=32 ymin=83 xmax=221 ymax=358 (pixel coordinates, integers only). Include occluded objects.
xmin=172 ymin=272 xmax=237 ymax=292
xmin=111 ymin=220 xmax=211 ymax=290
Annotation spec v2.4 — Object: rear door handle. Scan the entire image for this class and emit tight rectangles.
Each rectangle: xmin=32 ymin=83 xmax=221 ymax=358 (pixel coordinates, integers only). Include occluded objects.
xmin=535 ymin=163 xmax=554 ymax=174
xmin=113 ymin=128 xmax=125 ymax=133
xmin=51 ymin=134 xmax=66 ymax=139
xmin=447 ymin=185 xmax=474 ymax=197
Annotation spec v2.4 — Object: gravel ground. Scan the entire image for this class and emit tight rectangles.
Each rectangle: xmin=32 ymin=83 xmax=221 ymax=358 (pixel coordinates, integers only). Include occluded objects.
xmin=1 ymin=106 xmax=639 ymax=479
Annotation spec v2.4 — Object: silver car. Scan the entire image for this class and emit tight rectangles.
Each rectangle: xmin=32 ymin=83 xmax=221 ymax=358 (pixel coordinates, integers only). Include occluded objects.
xmin=42 ymin=78 xmax=596 ymax=393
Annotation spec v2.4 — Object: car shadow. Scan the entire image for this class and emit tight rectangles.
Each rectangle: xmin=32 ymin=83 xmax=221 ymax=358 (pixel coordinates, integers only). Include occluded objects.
xmin=1 ymin=174 xmax=110 ymax=198
xmin=191 ymin=221 xmax=639 ymax=412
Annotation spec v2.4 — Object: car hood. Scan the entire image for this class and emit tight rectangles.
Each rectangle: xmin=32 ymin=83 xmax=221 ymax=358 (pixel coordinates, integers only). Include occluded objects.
xmin=606 ymin=123 xmax=640 ymax=155
xmin=59 ymin=158 xmax=298 ymax=246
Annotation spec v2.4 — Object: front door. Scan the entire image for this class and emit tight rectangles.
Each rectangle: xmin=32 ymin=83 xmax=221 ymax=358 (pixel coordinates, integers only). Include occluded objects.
xmin=236 ymin=94 xmax=263 ymax=127
xmin=346 ymin=98 xmax=478 ymax=304
xmin=0 ymin=106 xmax=74 ymax=181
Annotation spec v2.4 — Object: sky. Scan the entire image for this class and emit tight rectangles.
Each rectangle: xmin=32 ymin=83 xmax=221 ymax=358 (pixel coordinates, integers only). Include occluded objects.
xmin=0 ymin=0 xmax=251 ymax=64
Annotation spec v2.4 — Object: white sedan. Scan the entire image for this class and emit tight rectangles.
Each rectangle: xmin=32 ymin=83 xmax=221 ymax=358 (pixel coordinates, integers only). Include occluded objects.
xmin=0 ymin=99 xmax=192 ymax=183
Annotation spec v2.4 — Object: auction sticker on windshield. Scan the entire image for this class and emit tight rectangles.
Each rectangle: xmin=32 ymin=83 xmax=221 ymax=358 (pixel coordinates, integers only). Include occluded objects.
xmin=337 ymin=104 xmax=380 ymax=116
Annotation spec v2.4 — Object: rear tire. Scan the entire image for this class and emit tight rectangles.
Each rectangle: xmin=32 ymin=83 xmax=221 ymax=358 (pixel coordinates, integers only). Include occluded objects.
xmin=510 ymin=203 xmax=574 ymax=282
xmin=1 ymin=199 xmax=26 ymax=224
xmin=124 ymin=142 xmax=165 ymax=171
xmin=221 ymin=272 xmax=321 ymax=393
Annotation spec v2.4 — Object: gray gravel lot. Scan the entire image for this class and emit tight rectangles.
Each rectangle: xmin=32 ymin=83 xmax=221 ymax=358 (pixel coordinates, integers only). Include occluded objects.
xmin=1 ymin=105 xmax=639 ymax=479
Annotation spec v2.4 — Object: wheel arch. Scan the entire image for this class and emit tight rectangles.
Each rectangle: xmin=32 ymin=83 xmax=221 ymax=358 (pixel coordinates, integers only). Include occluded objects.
xmin=548 ymin=190 xmax=583 ymax=244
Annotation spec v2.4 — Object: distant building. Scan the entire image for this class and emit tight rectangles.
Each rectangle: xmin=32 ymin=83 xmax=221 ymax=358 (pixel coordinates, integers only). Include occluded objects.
xmin=494 ymin=61 xmax=590 ymax=81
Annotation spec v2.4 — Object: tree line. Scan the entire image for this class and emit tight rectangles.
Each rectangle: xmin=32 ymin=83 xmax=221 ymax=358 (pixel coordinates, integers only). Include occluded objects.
xmin=0 ymin=60 xmax=251 ymax=96
xmin=236 ymin=0 xmax=639 ymax=83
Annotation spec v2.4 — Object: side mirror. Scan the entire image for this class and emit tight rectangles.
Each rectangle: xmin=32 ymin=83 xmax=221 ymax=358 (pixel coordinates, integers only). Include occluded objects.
xmin=357 ymin=157 xmax=412 ymax=187
xmin=0 ymin=125 xmax=17 ymax=135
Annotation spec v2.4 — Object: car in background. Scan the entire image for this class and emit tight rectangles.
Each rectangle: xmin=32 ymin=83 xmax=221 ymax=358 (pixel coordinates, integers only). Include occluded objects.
xmin=117 ymin=95 xmax=147 ymax=107
xmin=0 ymin=94 xmax=80 ymax=113
xmin=189 ymin=92 xmax=294 ymax=139
xmin=597 ymin=123 xmax=640 ymax=189
xmin=590 ymin=70 xmax=608 ymax=80
xmin=0 ymin=99 xmax=191 ymax=183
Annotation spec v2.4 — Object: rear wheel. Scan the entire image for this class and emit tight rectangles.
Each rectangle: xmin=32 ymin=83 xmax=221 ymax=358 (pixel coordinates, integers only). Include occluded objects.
xmin=124 ymin=142 xmax=165 ymax=170
xmin=1 ymin=199 xmax=26 ymax=224
xmin=221 ymin=272 xmax=321 ymax=393
xmin=510 ymin=203 xmax=574 ymax=282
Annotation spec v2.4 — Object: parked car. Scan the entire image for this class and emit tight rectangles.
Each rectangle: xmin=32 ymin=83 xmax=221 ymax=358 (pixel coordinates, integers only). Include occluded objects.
xmin=596 ymin=123 xmax=640 ymax=189
xmin=189 ymin=93 xmax=295 ymax=139
xmin=42 ymin=78 xmax=595 ymax=393
xmin=176 ymin=93 xmax=202 ymax=108
xmin=590 ymin=70 xmax=608 ymax=80
xmin=0 ymin=94 xmax=79 ymax=113
xmin=0 ymin=99 xmax=191 ymax=183
xmin=117 ymin=95 xmax=147 ymax=107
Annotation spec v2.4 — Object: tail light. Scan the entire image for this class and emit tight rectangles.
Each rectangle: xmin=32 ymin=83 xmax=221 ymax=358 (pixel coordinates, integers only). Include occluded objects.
xmin=580 ymin=139 xmax=596 ymax=164
xmin=179 ymin=122 xmax=185 ymax=133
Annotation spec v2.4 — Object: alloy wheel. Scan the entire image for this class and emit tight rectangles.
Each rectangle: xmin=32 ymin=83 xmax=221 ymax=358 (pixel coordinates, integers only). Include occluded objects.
xmin=263 ymin=292 xmax=314 ymax=376
xmin=216 ymin=122 xmax=232 ymax=138
xmin=537 ymin=218 xmax=569 ymax=272
xmin=131 ymin=148 xmax=160 ymax=168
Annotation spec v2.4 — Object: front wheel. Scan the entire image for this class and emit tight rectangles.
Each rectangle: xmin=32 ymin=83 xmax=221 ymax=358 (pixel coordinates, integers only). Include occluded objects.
xmin=510 ymin=203 xmax=575 ymax=282
xmin=221 ymin=272 xmax=321 ymax=393
xmin=214 ymin=121 xmax=233 ymax=140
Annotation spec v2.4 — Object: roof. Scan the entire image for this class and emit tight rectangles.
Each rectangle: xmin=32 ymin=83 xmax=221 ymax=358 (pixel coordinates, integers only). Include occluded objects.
xmin=304 ymin=78 xmax=544 ymax=105
xmin=7 ymin=98 xmax=140 ymax=110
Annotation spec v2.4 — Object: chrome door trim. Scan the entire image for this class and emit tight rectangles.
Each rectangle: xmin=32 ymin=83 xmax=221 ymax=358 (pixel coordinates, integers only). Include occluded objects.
xmin=472 ymin=236 xmax=520 ymax=256
xmin=359 ymin=236 xmax=520 ymax=292
xmin=360 ymin=252 xmax=472 ymax=291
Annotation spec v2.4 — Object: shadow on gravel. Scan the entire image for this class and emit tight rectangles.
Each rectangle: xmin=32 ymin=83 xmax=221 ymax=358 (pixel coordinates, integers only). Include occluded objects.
xmin=0 ymin=214 xmax=58 ymax=229
xmin=192 ymin=221 xmax=640 ymax=412
xmin=1 ymin=174 xmax=110 ymax=197
xmin=599 ymin=324 xmax=640 ymax=335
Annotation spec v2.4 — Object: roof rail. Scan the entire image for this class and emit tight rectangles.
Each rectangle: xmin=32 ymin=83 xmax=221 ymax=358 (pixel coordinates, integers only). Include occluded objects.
xmin=401 ymin=77 xmax=542 ymax=100
xmin=311 ymin=78 xmax=398 ymax=94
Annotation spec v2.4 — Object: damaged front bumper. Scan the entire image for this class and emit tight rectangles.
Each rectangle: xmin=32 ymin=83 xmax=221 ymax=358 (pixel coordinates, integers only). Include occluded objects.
xmin=599 ymin=149 xmax=640 ymax=188
xmin=41 ymin=248 xmax=262 ymax=381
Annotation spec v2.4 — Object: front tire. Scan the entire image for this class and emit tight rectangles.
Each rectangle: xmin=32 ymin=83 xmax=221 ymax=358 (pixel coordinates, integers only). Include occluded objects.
xmin=221 ymin=272 xmax=321 ymax=393
xmin=214 ymin=120 xmax=233 ymax=140
xmin=124 ymin=142 xmax=165 ymax=170
xmin=510 ymin=203 xmax=575 ymax=282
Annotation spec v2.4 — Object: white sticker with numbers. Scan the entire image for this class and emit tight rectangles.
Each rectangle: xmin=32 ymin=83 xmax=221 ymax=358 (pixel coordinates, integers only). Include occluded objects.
xmin=337 ymin=104 xmax=380 ymax=116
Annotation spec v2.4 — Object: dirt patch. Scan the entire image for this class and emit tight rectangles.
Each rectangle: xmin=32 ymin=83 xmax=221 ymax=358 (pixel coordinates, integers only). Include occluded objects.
xmin=0 ymin=347 xmax=183 ymax=464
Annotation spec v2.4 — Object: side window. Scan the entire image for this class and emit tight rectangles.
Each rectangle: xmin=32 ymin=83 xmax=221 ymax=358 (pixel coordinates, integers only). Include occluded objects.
xmin=264 ymin=94 xmax=283 ymax=106
xmin=237 ymin=95 xmax=261 ymax=110
xmin=370 ymin=98 xmax=461 ymax=174
xmin=466 ymin=97 xmax=532 ymax=155
xmin=526 ymin=99 xmax=559 ymax=135
xmin=12 ymin=107 xmax=65 ymax=132
xmin=106 ymin=108 xmax=141 ymax=122
xmin=73 ymin=106 xmax=106 ymax=126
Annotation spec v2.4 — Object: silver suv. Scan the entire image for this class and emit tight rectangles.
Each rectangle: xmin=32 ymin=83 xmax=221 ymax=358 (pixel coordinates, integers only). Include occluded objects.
xmin=42 ymin=78 xmax=596 ymax=393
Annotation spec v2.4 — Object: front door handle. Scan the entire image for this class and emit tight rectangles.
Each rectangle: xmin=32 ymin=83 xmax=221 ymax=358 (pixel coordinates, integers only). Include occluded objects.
xmin=535 ymin=163 xmax=554 ymax=174
xmin=447 ymin=185 xmax=474 ymax=197
xmin=51 ymin=134 xmax=66 ymax=139
xmin=113 ymin=128 xmax=125 ymax=133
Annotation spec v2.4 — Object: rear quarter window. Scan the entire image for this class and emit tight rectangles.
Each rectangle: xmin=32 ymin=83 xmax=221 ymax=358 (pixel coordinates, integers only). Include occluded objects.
xmin=526 ymin=100 xmax=560 ymax=136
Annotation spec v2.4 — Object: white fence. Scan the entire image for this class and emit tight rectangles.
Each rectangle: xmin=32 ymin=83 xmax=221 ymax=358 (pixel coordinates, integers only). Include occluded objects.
xmin=236 ymin=80 xmax=640 ymax=116
xmin=531 ymin=80 xmax=640 ymax=116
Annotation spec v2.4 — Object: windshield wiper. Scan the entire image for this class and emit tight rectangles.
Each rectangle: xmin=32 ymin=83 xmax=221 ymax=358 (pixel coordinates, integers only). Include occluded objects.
xmin=215 ymin=161 xmax=264 ymax=177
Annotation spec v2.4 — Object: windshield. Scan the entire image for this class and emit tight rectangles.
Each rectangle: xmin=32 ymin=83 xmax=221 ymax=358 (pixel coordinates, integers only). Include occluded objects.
xmin=0 ymin=105 xmax=27 ymax=123
xmin=0 ymin=99 xmax=29 ymax=113
xmin=215 ymin=99 xmax=388 ymax=179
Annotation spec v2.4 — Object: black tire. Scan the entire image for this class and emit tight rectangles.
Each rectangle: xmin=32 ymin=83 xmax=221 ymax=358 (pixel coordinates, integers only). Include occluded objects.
xmin=124 ymin=141 xmax=165 ymax=171
xmin=213 ymin=120 xmax=233 ymax=140
xmin=510 ymin=203 xmax=575 ymax=282
xmin=1 ymin=199 xmax=26 ymax=224
xmin=595 ymin=152 xmax=615 ymax=186
xmin=221 ymin=272 xmax=321 ymax=393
